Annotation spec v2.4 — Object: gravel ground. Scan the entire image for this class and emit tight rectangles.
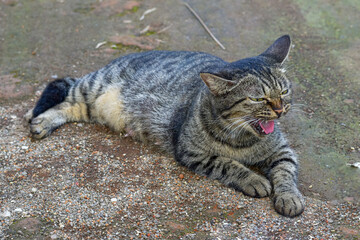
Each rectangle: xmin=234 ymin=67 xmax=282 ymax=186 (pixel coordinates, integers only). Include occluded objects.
xmin=0 ymin=103 xmax=359 ymax=239
xmin=1 ymin=0 xmax=360 ymax=239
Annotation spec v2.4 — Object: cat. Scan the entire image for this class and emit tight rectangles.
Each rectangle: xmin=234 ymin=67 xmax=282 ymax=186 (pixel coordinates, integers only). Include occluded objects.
xmin=25 ymin=35 xmax=304 ymax=217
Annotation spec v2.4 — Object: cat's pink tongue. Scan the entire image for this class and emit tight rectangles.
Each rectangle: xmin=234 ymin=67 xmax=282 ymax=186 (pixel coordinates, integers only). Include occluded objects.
xmin=259 ymin=120 xmax=275 ymax=134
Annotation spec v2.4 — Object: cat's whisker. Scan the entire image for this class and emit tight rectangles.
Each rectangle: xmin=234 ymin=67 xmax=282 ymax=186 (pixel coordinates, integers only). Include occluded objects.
xmin=289 ymin=106 xmax=307 ymax=113
xmin=221 ymin=118 xmax=247 ymax=138
xmin=235 ymin=122 xmax=251 ymax=137
xmin=227 ymin=122 xmax=249 ymax=140
xmin=226 ymin=117 xmax=257 ymax=140
xmin=291 ymin=105 xmax=306 ymax=110
xmin=216 ymin=116 xmax=253 ymax=140
xmin=290 ymin=109 xmax=306 ymax=113
xmin=238 ymin=118 xmax=261 ymax=136
xmin=215 ymin=120 xmax=239 ymax=140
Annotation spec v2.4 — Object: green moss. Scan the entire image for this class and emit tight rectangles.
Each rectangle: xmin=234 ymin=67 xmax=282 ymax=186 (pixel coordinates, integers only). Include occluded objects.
xmin=109 ymin=42 xmax=143 ymax=53
xmin=145 ymin=31 xmax=157 ymax=36
xmin=130 ymin=6 xmax=139 ymax=13
xmin=282 ymin=17 xmax=360 ymax=198
xmin=116 ymin=6 xmax=140 ymax=17
xmin=116 ymin=11 xmax=127 ymax=17
xmin=10 ymin=69 xmax=20 ymax=78
xmin=73 ymin=7 xmax=94 ymax=14
xmin=293 ymin=0 xmax=360 ymax=42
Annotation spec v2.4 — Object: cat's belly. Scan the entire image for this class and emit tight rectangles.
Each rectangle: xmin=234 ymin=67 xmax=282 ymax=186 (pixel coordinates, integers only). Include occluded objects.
xmin=92 ymin=87 xmax=130 ymax=133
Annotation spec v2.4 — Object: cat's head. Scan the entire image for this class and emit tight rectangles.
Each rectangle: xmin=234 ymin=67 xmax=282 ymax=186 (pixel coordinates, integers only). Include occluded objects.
xmin=201 ymin=35 xmax=292 ymax=137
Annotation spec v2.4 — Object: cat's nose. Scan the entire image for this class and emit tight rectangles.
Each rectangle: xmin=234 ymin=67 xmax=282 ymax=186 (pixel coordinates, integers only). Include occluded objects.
xmin=269 ymin=99 xmax=284 ymax=118
xmin=274 ymin=108 xmax=283 ymax=117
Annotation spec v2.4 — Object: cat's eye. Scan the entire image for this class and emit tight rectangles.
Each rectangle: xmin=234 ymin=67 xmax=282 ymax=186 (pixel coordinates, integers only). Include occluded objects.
xmin=281 ymin=89 xmax=289 ymax=95
xmin=249 ymin=97 xmax=265 ymax=102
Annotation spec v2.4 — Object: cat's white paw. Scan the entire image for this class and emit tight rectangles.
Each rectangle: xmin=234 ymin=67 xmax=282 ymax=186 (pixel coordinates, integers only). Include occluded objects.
xmin=273 ymin=190 xmax=304 ymax=217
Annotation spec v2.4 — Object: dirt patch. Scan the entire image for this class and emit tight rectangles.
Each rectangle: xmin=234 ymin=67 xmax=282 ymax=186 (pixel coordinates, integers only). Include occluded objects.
xmin=92 ymin=0 xmax=141 ymax=15
xmin=1 ymin=0 xmax=18 ymax=6
xmin=7 ymin=217 xmax=54 ymax=239
xmin=0 ymin=75 xmax=34 ymax=100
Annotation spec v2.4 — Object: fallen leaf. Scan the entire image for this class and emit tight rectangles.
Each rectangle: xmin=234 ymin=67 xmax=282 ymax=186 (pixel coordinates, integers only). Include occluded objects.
xmin=347 ymin=162 xmax=360 ymax=168
xmin=95 ymin=41 xmax=107 ymax=49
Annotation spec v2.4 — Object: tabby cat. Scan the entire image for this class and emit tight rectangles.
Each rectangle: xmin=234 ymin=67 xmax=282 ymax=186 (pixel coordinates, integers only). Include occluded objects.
xmin=25 ymin=35 xmax=304 ymax=217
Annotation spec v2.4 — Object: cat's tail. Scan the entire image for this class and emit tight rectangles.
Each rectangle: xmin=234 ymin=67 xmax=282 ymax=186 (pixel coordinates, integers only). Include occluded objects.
xmin=25 ymin=77 xmax=76 ymax=122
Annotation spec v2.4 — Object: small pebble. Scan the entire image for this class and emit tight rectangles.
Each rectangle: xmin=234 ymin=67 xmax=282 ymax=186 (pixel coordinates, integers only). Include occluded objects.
xmin=0 ymin=211 xmax=11 ymax=217
xmin=51 ymin=233 xmax=59 ymax=239
xmin=14 ymin=208 xmax=22 ymax=213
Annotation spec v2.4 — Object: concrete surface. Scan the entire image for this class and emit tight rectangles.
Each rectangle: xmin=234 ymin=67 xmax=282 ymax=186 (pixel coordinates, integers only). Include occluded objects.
xmin=0 ymin=0 xmax=359 ymax=239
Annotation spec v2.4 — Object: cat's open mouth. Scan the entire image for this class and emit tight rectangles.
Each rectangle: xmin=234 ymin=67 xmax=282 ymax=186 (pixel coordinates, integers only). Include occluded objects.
xmin=250 ymin=120 xmax=275 ymax=135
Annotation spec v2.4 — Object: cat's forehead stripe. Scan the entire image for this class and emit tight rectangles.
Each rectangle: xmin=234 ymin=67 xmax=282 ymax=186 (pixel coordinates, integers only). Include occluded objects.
xmin=256 ymin=68 xmax=276 ymax=89
xmin=259 ymin=67 xmax=289 ymax=91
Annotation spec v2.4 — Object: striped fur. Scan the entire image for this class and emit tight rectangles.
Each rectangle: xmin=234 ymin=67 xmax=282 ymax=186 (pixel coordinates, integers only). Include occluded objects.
xmin=26 ymin=35 xmax=304 ymax=217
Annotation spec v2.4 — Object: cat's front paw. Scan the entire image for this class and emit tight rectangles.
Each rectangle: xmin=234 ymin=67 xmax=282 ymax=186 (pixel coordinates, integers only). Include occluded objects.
xmin=30 ymin=117 xmax=53 ymax=139
xmin=24 ymin=109 xmax=34 ymax=123
xmin=232 ymin=174 xmax=271 ymax=198
xmin=273 ymin=190 xmax=304 ymax=217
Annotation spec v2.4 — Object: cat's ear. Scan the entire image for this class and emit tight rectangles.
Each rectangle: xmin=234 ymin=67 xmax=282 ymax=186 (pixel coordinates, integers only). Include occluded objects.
xmin=200 ymin=73 xmax=237 ymax=96
xmin=260 ymin=35 xmax=291 ymax=65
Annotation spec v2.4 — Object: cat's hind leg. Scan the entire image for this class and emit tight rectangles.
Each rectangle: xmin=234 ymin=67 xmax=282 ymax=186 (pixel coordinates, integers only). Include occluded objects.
xmin=24 ymin=78 xmax=75 ymax=121
xmin=29 ymin=101 xmax=89 ymax=139
xmin=25 ymin=78 xmax=90 ymax=139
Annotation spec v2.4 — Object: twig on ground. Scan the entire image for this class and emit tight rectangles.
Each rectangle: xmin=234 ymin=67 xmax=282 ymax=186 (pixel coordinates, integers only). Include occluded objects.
xmin=183 ymin=2 xmax=226 ymax=50
xmin=140 ymin=8 xmax=157 ymax=21
xmin=157 ymin=24 xmax=173 ymax=34
xmin=140 ymin=25 xmax=150 ymax=34
xmin=95 ymin=41 xmax=107 ymax=49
